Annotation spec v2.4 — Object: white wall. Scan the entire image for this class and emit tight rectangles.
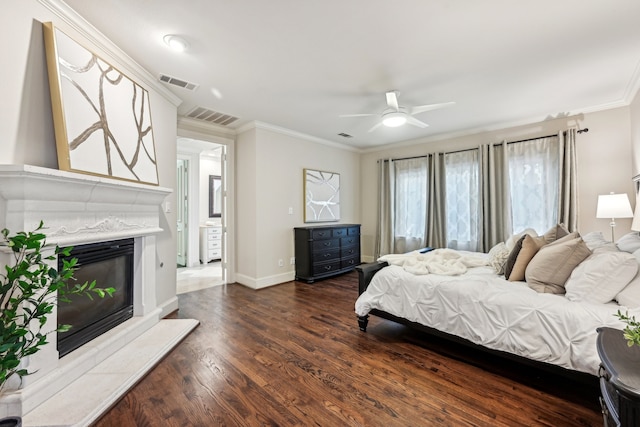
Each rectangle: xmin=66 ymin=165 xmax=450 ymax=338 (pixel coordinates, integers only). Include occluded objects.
xmin=236 ymin=124 xmax=360 ymax=288
xmin=631 ymin=90 xmax=640 ymax=179
xmin=359 ymin=109 xmax=634 ymax=260
xmin=1 ymin=1 xmax=180 ymax=315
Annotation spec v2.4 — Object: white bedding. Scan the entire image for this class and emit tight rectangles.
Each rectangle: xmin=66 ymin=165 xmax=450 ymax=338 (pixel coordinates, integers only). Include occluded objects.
xmin=355 ymin=258 xmax=640 ymax=375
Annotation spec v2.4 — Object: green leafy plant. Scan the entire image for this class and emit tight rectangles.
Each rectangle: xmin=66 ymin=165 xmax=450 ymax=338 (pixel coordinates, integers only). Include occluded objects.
xmin=615 ymin=310 xmax=640 ymax=347
xmin=0 ymin=222 xmax=115 ymax=391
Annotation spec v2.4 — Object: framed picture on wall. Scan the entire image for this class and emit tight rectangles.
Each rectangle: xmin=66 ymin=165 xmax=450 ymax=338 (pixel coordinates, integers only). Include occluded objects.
xmin=304 ymin=168 xmax=340 ymax=222
xmin=209 ymin=175 xmax=222 ymax=217
xmin=42 ymin=22 xmax=159 ymax=185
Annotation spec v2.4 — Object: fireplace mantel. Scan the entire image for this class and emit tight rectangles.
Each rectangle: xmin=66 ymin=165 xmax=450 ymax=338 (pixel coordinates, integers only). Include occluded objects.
xmin=0 ymin=164 xmax=171 ymax=245
xmin=0 ymin=164 xmax=173 ymax=419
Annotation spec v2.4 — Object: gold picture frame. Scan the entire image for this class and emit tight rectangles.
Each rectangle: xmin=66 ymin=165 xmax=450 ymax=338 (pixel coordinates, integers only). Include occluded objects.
xmin=304 ymin=168 xmax=340 ymax=222
xmin=43 ymin=22 xmax=159 ymax=185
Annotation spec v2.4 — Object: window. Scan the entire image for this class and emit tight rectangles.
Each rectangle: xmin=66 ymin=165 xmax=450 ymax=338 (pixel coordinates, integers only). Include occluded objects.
xmin=445 ymin=151 xmax=479 ymax=251
xmin=393 ymin=158 xmax=428 ymax=251
xmin=507 ymin=137 xmax=559 ymax=234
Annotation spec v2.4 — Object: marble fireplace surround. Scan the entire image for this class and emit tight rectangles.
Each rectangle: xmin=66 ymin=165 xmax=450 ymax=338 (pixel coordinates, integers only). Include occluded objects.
xmin=0 ymin=164 xmax=176 ymax=419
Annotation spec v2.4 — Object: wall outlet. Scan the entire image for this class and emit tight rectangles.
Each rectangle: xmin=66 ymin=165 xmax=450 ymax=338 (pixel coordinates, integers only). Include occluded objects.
xmin=290 ymin=257 xmax=295 ymax=265
xmin=288 ymin=207 xmax=293 ymax=215
xmin=278 ymin=259 xmax=284 ymax=267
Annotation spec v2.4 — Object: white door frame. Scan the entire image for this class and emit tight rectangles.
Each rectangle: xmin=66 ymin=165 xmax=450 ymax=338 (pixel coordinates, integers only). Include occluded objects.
xmin=177 ymin=120 xmax=236 ymax=283
xmin=177 ymin=151 xmax=201 ymax=267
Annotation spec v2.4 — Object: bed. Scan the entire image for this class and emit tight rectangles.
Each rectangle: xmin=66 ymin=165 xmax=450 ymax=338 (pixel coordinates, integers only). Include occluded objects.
xmin=355 ymin=228 xmax=640 ymax=378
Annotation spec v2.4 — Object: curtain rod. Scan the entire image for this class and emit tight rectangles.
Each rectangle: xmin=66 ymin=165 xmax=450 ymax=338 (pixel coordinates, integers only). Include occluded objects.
xmin=379 ymin=128 xmax=589 ymax=163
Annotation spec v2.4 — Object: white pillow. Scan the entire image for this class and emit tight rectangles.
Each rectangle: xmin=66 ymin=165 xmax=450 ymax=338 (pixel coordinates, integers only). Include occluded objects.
xmin=582 ymin=231 xmax=609 ymax=251
xmin=616 ymin=232 xmax=640 ymax=253
xmin=565 ymin=251 xmax=638 ymax=304
xmin=616 ymin=248 xmax=640 ymax=308
xmin=487 ymin=242 xmax=510 ymax=275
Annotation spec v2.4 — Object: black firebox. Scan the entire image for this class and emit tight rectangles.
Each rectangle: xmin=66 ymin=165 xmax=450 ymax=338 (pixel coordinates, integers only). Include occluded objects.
xmin=57 ymin=238 xmax=134 ymax=357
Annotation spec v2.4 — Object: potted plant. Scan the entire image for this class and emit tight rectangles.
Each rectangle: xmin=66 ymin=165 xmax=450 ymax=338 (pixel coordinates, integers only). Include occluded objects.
xmin=0 ymin=222 xmax=115 ymax=425
xmin=615 ymin=310 xmax=640 ymax=347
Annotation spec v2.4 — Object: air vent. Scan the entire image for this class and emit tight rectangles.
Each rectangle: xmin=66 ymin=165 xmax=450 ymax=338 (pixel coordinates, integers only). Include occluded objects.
xmin=186 ymin=106 xmax=239 ymax=126
xmin=158 ymin=74 xmax=199 ymax=91
xmin=338 ymin=133 xmax=353 ymax=138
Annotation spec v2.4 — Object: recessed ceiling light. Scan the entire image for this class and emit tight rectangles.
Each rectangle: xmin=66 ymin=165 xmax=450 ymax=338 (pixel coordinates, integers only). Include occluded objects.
xmin=163 ymin=35 xmax=189 ymax=52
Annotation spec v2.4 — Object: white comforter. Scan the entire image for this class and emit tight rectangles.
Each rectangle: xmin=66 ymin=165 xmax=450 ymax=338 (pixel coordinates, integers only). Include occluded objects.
xmin=355 ymin=259 xmax=639 ymax=375
xmin=379 ymin=249 xmax=488 ymax=275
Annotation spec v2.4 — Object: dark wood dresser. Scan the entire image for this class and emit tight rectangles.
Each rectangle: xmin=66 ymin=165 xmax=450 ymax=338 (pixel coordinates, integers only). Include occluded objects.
xmin=294 ymin=224 xmax=361 ymax=283
xmin=597 ymin=327 xmax=640 ymax=427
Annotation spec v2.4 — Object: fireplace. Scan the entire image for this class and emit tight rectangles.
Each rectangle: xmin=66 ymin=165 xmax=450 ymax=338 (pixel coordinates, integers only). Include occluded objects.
xmin=0 ymin=164 xmax=173 ymax=419
xmin=57 ymin=238 xmax=135 ymax=357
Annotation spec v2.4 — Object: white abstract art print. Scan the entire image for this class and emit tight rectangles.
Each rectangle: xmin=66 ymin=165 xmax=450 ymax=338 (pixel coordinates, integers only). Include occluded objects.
xmin=43 ymin=22 xmax=159 ymax=185
xmin=304 ymin=169 xmax=340 ymax=222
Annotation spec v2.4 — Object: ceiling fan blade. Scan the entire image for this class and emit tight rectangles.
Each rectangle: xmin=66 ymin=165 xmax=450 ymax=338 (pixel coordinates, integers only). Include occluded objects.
xmin=339 ymin=113 xmax=377 ymax=118
xmin=385 ymin=91 xmax=400 ymax=111
xmin=410 ymin=101 xmax=456 ymax=115
xmin=368 ymin=122 xmax=384 ymax=133
xmin=406 ymin=116 xmax=429 ymax=128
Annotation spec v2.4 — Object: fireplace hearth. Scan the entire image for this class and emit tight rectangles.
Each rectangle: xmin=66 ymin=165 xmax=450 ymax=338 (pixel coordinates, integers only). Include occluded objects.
xmin=57 ymin=238 xmax=134 ymax=357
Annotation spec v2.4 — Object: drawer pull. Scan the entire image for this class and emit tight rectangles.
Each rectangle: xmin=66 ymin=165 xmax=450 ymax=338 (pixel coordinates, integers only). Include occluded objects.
xmin=323 ymin=253 xmax=332 ymax=258
xmin=324 ymin=265 xmax=333 ymax=271
xmin=323 ymin=242 xmax=332 ymax=247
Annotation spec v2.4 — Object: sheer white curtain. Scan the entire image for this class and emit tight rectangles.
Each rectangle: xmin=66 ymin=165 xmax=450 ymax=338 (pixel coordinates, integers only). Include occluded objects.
xmin=393 ymin=157 xmax=429 ymax=253
xmin=445 ymin=150 xmax=480 ymax=251
xmin=507 ymin=136 xmax=559 ymax=235
xmin=376 ymin=157 xmax=429 ymax=257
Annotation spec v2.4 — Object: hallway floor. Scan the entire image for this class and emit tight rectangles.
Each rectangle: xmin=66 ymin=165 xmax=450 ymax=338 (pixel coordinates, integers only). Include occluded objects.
xmin=176 ymin=261 xmax=224 ymax=294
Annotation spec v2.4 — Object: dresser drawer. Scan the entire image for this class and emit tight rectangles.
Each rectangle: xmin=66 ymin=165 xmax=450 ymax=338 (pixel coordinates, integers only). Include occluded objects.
xmin=311 ymin=228 xmax=333 ymax=240
xmin=312 ymin=247 xmax=340 ymax=262
xmin=341 ymin=256 xmax=359 ymax=269
xmin=207 ymin=240 xmax=221 ymax=249
xmin=208 ymin=229 xmax=222 ymax=239
xmin=312 ymin=260 xmax=342 ymax=276
xmin=332 ymin=227 xmax=348 ymax=238
xmin=340 ymin=236 xmax=359 ymax=247
xmin=312 ymin=238 xmax=340 ymax=251
xmin=347 ymin=226 xmax=360 ymax=236
xmin=341 ymin=245 xmax=359 ymax=258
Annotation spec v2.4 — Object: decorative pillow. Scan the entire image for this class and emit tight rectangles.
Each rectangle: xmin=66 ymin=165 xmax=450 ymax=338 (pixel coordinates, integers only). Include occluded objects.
xmin=487 ymin=242 xmax=510 ymax=275
xmin=504 ymin=235 xmax=525 ymax=280
xmin=525 ymin=236 xmax=591 ymax=294
xmin=616 ymin=248 xmax=640 ymax=308
xmin=565 ymin=251 xmax=638 ymax=304
xmin=582 ymin=231 xmax=609 ymax=251
xmin=616 ymin=232 xmax=640 ymax=253
xmin=507 ymin=235 xmax=546 ymax=282
xmin=542 ymin=223 xmax=570 ymax=244
xmin=505 ymin=228 xmax=537 ymax=251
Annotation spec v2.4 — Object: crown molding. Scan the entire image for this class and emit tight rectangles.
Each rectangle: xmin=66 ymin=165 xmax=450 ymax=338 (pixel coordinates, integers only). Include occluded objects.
xmin=177 ymin=117 xmax=236 ymax=142
xmin=237 ymin=121 xmax=361 ymax=153
xmin=38 ymin=0 xmax=182 ymax=107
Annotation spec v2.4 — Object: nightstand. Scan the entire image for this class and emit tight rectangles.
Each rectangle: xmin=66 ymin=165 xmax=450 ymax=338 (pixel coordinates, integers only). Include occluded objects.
xmin=596 ymin=327 xmax=640 ymax=427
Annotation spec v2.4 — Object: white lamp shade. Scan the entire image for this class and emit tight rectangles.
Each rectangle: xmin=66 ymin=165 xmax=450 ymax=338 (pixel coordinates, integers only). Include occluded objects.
xmin=596 ymin=193 xmax=633 ymax=219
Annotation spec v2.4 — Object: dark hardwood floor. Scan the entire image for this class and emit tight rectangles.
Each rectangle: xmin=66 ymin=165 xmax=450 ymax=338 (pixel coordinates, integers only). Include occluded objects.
xmin=94 ymin=271 xmax=602 ymax=426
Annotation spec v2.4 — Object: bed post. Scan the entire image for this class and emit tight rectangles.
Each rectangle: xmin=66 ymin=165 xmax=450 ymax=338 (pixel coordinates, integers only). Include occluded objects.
xmin=358 ymin=315 xmax=369 ymax=332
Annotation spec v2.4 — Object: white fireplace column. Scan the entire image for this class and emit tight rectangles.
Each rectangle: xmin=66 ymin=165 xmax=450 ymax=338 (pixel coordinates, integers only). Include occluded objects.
xmin=0 ymin=164 xmax=172 ymax=418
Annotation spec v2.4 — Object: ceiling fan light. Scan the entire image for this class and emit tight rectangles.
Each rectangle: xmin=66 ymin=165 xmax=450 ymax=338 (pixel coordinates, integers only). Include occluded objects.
xmin=382 ymin=112 xmax=407 ymax=127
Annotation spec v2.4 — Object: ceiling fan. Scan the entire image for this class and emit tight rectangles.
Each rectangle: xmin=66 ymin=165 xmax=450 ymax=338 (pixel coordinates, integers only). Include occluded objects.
xmin=340 ymin=90 xmax=455 ymax=132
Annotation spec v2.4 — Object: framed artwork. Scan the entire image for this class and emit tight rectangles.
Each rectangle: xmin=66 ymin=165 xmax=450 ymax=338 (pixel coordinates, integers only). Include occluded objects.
xmin=304 ymin=169 xmax=340 ymax=222
xmin=209 ymin=175 xmax=222 ymax=218
xmin=43 ymin=22 xmax=159 ymax=185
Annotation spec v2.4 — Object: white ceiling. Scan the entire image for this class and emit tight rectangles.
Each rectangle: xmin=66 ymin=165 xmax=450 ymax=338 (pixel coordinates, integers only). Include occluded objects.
xmin=63 ymin=0 xmax=640 ymax=149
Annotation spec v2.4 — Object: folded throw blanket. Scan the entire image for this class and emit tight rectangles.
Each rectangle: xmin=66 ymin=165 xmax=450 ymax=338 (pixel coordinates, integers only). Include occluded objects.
xmin=378 ymin=248 xmax=488 ymax=276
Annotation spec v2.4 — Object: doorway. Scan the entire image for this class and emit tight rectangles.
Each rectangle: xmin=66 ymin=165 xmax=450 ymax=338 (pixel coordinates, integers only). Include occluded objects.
xmin=176 ymin=138 xmax=228 ymax=293
xmin=176 ymin=158 xmax=188 ymax=267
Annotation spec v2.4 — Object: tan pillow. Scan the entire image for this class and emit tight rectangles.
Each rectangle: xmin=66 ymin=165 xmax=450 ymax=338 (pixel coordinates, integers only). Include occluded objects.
xmin=525 ymin=236 xmax=591 ymax=294
xmin=542 ymin=223 xmax=570 ymax=244
xmin=507 ymin=235 xmax=546 ymax=282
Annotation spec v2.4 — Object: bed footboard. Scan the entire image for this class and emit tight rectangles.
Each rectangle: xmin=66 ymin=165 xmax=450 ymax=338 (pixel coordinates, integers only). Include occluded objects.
xmin=355 ymin=261 xmax=388 ymax=332
xmin=355 ymin=261 xmax=388 ymax=295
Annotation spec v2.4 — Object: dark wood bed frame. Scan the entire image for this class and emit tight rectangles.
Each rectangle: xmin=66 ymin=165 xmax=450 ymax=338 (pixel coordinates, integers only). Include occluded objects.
xmin=355 ymin=262 xmax=598 ymax=385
